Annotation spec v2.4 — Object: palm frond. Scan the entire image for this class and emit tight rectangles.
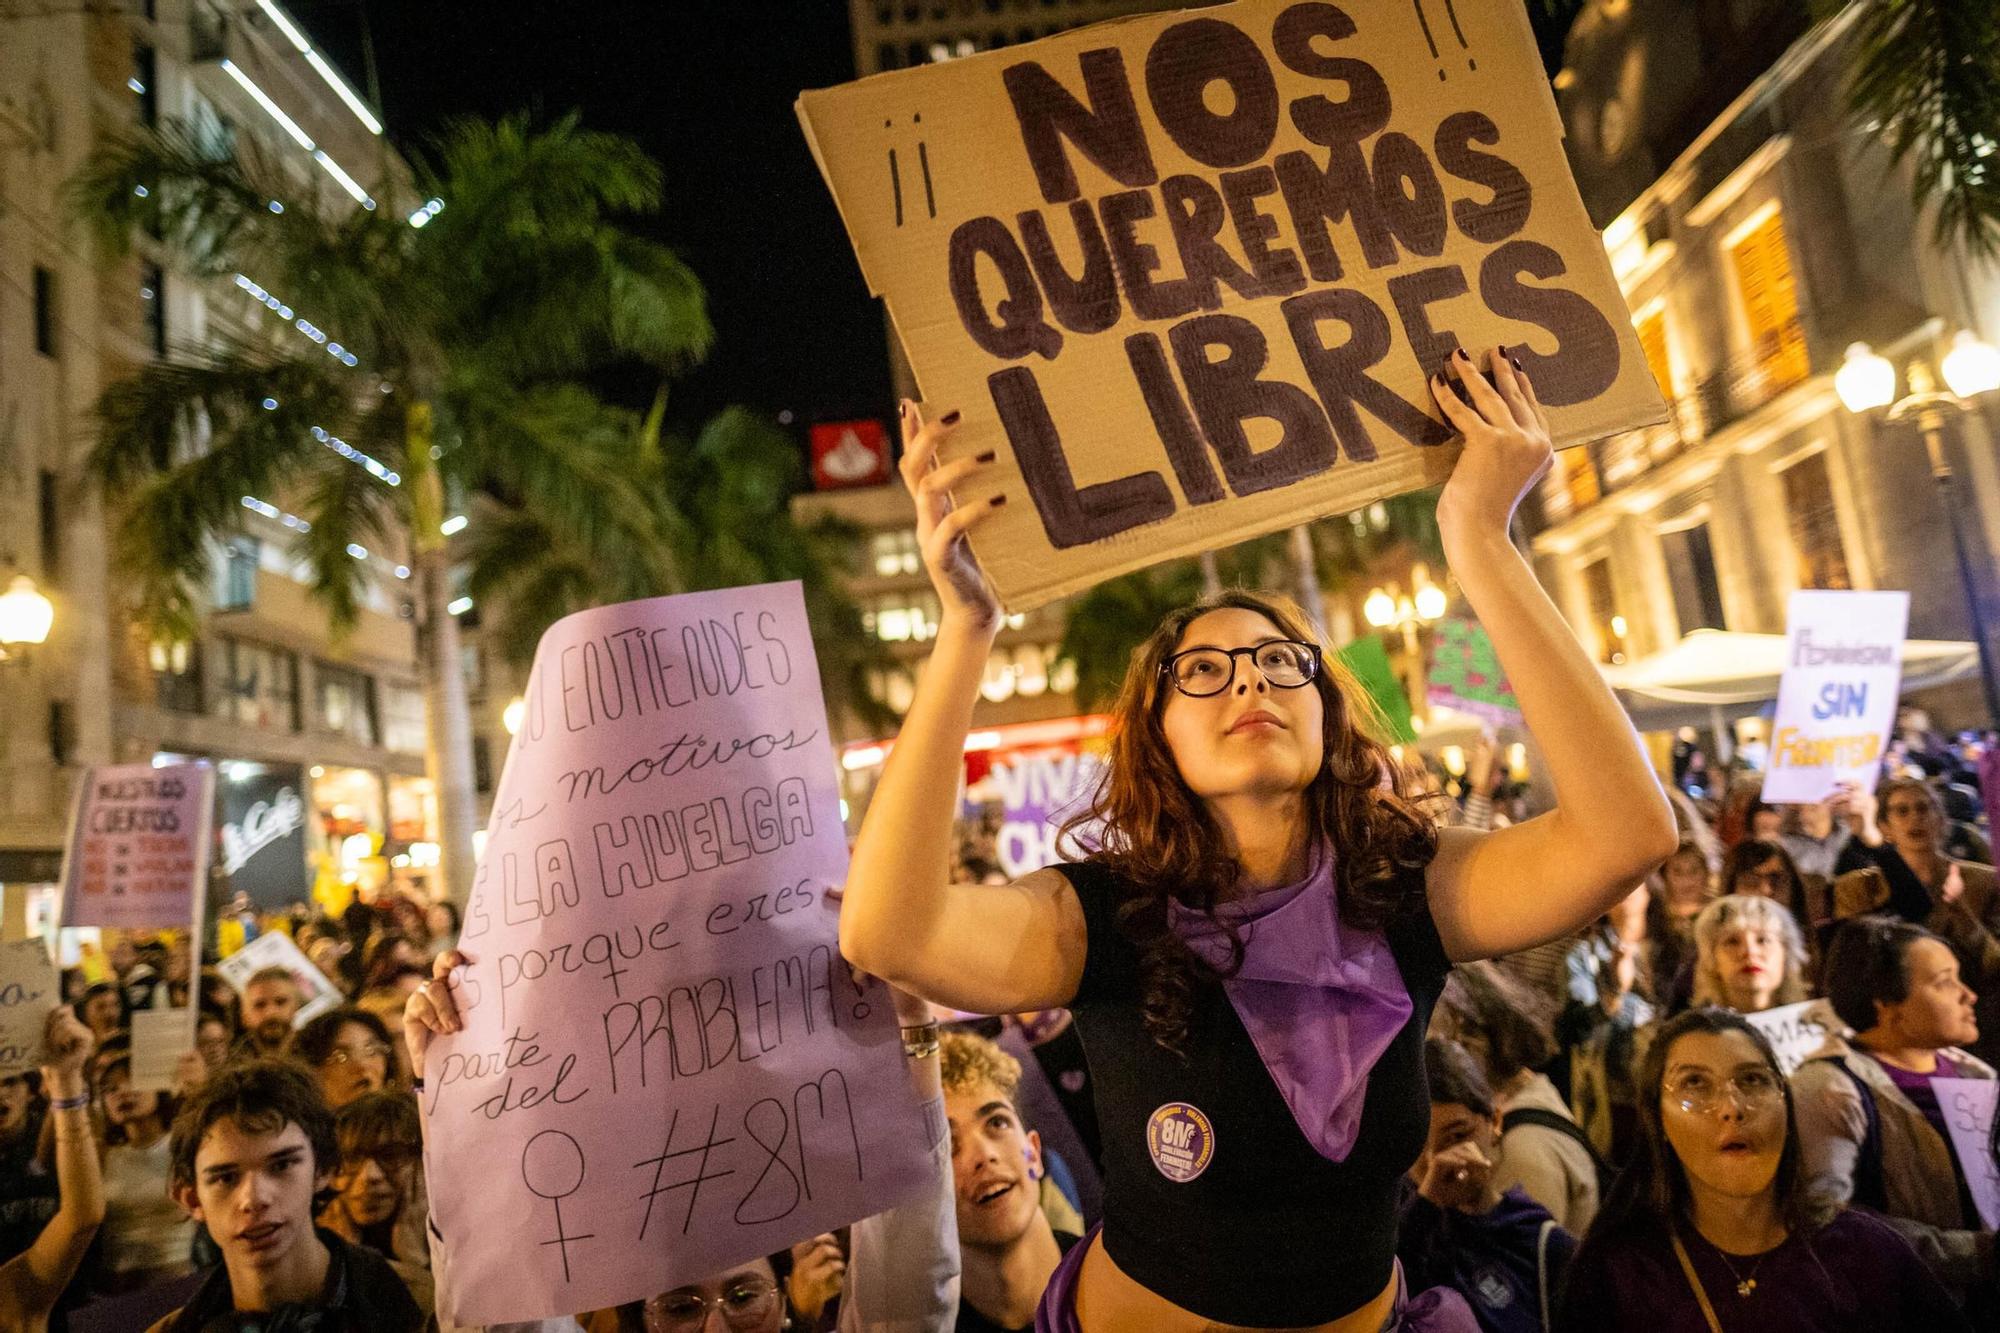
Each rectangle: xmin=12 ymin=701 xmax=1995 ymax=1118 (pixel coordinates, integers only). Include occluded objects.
xmin=293 ymin=454 xmax=401 ymax=632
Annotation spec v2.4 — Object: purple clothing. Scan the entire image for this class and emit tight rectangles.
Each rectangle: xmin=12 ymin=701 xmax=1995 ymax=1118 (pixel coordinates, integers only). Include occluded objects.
xmin=1555 ymin=1208 xmax=1970 ymax=1332
xmin=1875 ymin=1053 xmax=1963 ymax=1153
xmin=1034 ymin=1226 xmax=1479 ymax=1333
xmin=1168 ymin=844 xmax=1412 ymax=1162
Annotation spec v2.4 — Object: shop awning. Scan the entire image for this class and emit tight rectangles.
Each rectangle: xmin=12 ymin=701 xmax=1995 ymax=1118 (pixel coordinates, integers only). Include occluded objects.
xmin=1598 ymin=628 xmax=1980 ymax=731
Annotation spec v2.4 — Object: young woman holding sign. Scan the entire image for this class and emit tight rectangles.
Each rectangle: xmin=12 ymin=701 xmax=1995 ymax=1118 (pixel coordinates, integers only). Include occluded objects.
xmin=840 ymin=346 xmax=1677 ymax=1332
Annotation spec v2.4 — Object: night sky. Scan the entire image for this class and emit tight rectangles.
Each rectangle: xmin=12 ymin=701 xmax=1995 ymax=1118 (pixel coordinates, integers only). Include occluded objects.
xmin=307 ymin=0 xmax=888 ymax=433
xmin=303 ymin=1 xmax=1581 ymax=439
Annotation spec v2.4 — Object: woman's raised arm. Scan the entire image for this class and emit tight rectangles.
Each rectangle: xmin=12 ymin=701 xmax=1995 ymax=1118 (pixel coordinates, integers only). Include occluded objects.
xmin=1423 ymin=347 xmax=1678 ymax=962
xmin=838 ymin=403 xmax=1086 ymax=1015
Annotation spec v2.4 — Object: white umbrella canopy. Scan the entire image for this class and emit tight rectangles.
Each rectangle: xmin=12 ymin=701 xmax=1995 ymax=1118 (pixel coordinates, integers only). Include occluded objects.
xmin=1599 ymin=628 xmax=1980 ymax=732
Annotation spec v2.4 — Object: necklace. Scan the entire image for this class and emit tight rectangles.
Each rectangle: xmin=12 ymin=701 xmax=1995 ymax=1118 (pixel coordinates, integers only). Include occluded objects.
xmin=1702 ymin=1234 xmax=1776 ymax=1297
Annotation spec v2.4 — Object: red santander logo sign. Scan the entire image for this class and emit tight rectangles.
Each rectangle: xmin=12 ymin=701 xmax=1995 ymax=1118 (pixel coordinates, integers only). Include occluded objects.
xmin=810 ymin=419 xmax=890 ymax=490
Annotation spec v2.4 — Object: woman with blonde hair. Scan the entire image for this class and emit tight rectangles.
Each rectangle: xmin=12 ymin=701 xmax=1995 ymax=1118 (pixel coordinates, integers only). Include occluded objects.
xmin=1689 ymin=895 xmax=1809 ymax=1016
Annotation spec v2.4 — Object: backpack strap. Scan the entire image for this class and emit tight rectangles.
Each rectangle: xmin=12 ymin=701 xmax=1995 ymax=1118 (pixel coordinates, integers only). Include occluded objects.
xmin=1833 ymin=1058 xmax=1889 ymax=1211
xmin=1503 ymin=1105 xmax=1615 ymax=1191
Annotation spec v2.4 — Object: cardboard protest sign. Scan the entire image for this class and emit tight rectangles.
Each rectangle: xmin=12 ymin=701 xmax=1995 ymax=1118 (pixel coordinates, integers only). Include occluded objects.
xmin=130 ymin=1007 xmax=196 ymax=1094
xmin=422 ymin=583 xmax=931 ymax=1325
xmin=1932 ymin=1078 xmax=2000 ymax=1229
xmin=59 ymin=761 xmax=214 ymax=930
xmin=1427 ymin=615 xmax=1520 ymax=727
xmin=799 ymin=0 xmax=1667 ymax=610
xmin=0 ymin=939 xmax=59 ymax=1076
xmin=215 ymin=931 xmax=342 ymax=1028
xmin=1742 ymin=998 xmax=1841 ymax=1077
xmin=1762 ymin=591 xmax=1909 ymax=803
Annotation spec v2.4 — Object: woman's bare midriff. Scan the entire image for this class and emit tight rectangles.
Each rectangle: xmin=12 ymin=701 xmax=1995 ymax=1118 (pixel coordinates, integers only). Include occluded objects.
xmin=1072 ymin=1231 xmax=1399 ymax=1333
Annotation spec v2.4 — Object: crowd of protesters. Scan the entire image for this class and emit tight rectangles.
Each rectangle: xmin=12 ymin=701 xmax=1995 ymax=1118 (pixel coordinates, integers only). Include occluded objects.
xmin=1 ymin=366 xmax=1997 ymax=1330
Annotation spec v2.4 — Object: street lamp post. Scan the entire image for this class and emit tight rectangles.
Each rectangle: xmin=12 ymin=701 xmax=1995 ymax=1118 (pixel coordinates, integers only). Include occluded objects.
xmin=1837 ymin=333 xmax=2000 ymax=722
xmin=1363 ymin=571 xmax=1449 ymax=716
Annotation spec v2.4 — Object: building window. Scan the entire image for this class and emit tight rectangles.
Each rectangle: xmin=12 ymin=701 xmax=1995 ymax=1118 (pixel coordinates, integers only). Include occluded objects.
xmin=38 ymin=471 xmax=60 ymax=587
xmin=866 ymin=667 xmax=917 ymax=715
xmin=140 ymin=263 xmax=166 ymax=356
xmin=1727 ymin=204 xmax=1809 ymax=394
xmin=217 ymin=535 xmax=258 ymax=611
xmin=149 ymin=638 xmax=204 ymax=714
xmin=1636 ymin=304 xmax=1673 ymax=399
xmin=317 ymin=662 xmax=378 ymax=745
xmin=1779 ymin=450 xmax=1851 ymax=590
xmin=870 ymin=529 xmax=921 ymax=578
xmin=473 ymin=737 xmax=494 ymax=795
xmin=1662 ymin=523 xmax=1726 ymax=634
xmin=132 ymin=42 xmax=159 ymax=126
xmin=33 ymin=266 xmax=55 ymax=357
xmin=863 ymin=591 xmax=941 ymax=643
xmin=381 ymin=683 xmax=427 ymax=754
xmin=1583 ymin=558 xmax=1628 ymax=664
xmin=1558 ymin=445 xmax=1600 ymax=512
xmin=219 ymin=638 xmax=300 ymax=731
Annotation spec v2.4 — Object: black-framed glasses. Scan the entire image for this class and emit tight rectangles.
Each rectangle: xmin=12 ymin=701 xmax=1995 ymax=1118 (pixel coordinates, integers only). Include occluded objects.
xmin=644 ymin=1280 xmax=782 ymax=1331
xmin=1160 ymin=640 xmax=1320 ymax=698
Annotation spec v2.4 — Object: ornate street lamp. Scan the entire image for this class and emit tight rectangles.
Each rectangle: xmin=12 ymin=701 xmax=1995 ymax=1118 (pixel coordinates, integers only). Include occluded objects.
xmin=0 ymin=573 xmax=55 ymax=665
xmin=1837 ymin=332 xmax=2000 ymax=721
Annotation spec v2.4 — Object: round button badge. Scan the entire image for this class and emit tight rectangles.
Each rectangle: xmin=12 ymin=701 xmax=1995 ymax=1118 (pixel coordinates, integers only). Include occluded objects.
xmin=1146 ymin=1102 xmax=1215 ymax=1183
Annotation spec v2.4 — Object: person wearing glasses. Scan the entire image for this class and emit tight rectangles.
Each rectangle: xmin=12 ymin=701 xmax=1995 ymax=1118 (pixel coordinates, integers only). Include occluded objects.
xmin=318 ymin=1089 xmax=434 ymax=1315
xmin=1556 ymin=1007 xmax=1966 ymax=1332
xmin=295 ymin=1007 xmax=399 ymax=1110
xmin=839 ymin=349 xmax=1677 ymax=1332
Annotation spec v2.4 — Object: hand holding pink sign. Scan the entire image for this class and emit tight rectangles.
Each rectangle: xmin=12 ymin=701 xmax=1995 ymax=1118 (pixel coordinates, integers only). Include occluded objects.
xmin=420 ymin=583 xmax=931 ymax=1326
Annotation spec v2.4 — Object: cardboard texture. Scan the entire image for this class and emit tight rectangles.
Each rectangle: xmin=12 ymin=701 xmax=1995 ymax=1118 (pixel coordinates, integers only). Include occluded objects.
xmin=799 ymin=0 xmax=1666 ymax=610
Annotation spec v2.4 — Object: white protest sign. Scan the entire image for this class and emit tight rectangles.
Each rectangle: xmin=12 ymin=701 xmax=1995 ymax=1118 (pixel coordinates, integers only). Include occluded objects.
xmin=59 ymin=761 xmax=215 ymax=929
xmin=1743 ymin=998 xmax=1842 ymax=1077
xmin=1763 ymin=591 xmax=1909 ymax=803
xmin=0 ymin=940 xmax=59 ymax=1077
xmin=422 ymin=582 xmax=931 ymax=1325
xmin=216 ymin=931 xmax=342 ymax=1028
xmin=130 ymin=1007 xmax=196 ymax=1094
xmin=1932 ymin=1077 xmax=2000 ymax=1229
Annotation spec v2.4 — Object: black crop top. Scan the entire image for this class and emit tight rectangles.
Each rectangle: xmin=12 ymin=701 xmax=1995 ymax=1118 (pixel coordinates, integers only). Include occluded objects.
xmin=1053 ymin=859 xmax=1452 ymax=1328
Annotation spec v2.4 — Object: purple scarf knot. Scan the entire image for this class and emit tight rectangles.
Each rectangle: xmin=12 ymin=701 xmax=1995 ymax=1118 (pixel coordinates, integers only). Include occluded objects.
xmin=1169 ymin=843 xmax=1413 ymax=1162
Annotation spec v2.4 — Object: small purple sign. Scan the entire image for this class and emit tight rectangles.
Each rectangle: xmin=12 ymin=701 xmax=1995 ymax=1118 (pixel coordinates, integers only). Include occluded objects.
xmin=1146 ymin=1102 xmax=1215 ymax=1183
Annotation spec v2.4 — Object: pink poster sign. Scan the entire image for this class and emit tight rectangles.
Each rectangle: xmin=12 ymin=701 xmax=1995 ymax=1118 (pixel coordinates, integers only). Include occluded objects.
xmin=59 ymin=762 xmax=214 ymax=930
xmin=422 ymin=583 xmax=931 ymax=1326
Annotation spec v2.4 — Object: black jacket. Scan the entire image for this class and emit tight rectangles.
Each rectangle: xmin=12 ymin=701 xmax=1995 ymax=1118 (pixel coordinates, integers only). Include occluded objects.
xmin=158 ymin=1228 xmax=423 ymax=1332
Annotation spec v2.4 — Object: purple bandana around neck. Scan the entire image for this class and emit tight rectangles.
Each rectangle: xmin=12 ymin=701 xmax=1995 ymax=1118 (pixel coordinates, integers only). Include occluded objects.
xmin=1168 ymin=843 xmax=1414 ymax=1162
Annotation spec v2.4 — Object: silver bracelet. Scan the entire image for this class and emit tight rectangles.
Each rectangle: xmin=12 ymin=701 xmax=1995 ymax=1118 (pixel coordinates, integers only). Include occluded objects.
xmin=900 ymin=1022 xmax=940 ymax=1060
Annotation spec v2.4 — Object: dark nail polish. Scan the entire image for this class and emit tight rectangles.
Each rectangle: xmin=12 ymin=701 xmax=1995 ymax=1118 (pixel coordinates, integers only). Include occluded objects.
xmin=898 ymin=400 xmax=909 ymax=418
xmin=941 ymin=410 xmax=962 ymax=426
xmin=975 ymin=450 xmax=996 ymax=463
xmin=1453 ymin=347 xmax=1470 ymax=362
xmin=989 ymin=494 xmax=1007 ymax=507
xmin=1510 ymin=354 xmax=1525 ymax=373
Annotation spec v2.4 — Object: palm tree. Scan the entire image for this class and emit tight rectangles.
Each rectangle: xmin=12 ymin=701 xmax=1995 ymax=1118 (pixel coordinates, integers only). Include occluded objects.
xmin=464 ymin=395 xmax=899 ymax=735
xmin=1814 ymin=0 xmax=2000 ymax=257
xmin=72 ymin=112 xmax=712 ymax=905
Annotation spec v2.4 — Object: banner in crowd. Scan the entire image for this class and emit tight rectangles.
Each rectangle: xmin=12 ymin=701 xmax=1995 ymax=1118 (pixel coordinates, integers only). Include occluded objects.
xmin=215 ymin=930 xmax=342 ymax=1028
xmin=423 ymin=583 xmax=931 ymax=1325
xmin=991 ymin=745 xmax=1102 ymax=877
xmin=1426 ymin=616 xmax=1520 ymax=727
xmin=130 ymin=1007 xmax=196 ymax=1094
xmin=1337 ymin=635 xmax=1415 ymax=744
xmin=0 ymin=939 xmax=59 ymax=1077
xmin=799 ymin=0 xmax=1667 ymax=609
xmin=1933 ymin=1078 xmax=2000 ymax=1229
xmin=58 ymin=761 xmax=214 ymax=930
xmin=1742 ymin=998 xmax=1840 ymax=1077
xmin=1762 ymin=591 xmax=1909 ymax=803
xmin=218 ymin=763 xmax=311 ymax=910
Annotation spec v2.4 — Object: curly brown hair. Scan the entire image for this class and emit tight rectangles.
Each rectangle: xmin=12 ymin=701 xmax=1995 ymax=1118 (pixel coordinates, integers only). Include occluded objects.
xmin=1061 ymin=590 xmax=1439 ymax=1056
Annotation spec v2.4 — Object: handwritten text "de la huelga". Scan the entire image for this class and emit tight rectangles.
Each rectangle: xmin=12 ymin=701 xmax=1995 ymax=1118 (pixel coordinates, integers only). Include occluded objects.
xmin=952 ymin=5 xmax=1622 ymax=549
